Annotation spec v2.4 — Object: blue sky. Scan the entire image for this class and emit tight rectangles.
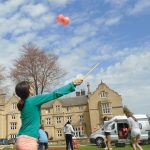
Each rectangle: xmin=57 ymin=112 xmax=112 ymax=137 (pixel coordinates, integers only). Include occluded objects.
xmin=0 ymin=0 xmax=150 ymax=114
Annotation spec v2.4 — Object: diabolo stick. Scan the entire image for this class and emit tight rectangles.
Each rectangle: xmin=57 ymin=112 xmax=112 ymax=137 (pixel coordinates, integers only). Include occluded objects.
xmin=82 ymin=63 xmax=100 ymax=79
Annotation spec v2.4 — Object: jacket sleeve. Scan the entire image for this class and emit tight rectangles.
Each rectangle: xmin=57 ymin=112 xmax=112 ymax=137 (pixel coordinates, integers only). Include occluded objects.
xmin=31 ymin=82 xmax=76 ymax=106
xmin=71 ymin=125 xmax=75 ymax=134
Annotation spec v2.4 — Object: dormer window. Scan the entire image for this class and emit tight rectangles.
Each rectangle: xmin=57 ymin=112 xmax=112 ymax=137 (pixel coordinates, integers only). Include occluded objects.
xmin=45 ymin=109 xmax=50 ymax=114
xmin=12 ymin=103 xmax=17 ymax=110
xmin=67 ymin=107 xmax=71 ymax=112
xmin=79 ymin=106 xmax=83 ymax=111
xmin=56 ymin=105 xmax=61 ymax=112
xmin=100 ymin=91 xmax=108 ymax=98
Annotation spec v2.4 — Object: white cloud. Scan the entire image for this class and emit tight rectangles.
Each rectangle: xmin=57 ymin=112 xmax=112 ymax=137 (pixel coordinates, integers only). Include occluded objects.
xmin=0 ymin=0 xmax=149 ymax=115
xmin=48 ymin=0 xmax=71 ymax=5
xmin=40 ymin=13 xmax=54 ymax=24
xmin=0 ymin=38 xmax=21 ymax=68
xmin=22 ymin=3 xmax=48 ymax=17
xmin=18 ymin=18 xmax=33 ymax=28
xmin=105 ymin=0 xmax=128 ymax=7
xmin=68 ymin=35 xmax=88 ymax=49
xmin=93 ymin=48 xmax=150 ymax=114
xmin=73 ymin=21 xmax=98 ymax=36
xmin=128 ymin=0 xmax=150 ymax=15
xmin=105 ymin=16 xmax=121 ymax=26
xmin=15 ymin=33 xmax=37 ymax=44
xmin=0 ymin=0 xmax=24 ymax=16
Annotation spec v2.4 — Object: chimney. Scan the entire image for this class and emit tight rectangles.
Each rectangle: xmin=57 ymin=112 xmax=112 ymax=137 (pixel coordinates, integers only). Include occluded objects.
xmin=87 ymin=82 xmax=91 ymax=94
xmin=76 ymin=91 xmax=80 ymax=96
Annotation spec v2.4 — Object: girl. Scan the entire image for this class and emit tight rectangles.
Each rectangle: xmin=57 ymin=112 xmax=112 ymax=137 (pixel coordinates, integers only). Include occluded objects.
xmin=15 ymin=79 xmax=83 ymax=150
xmin=125 ymin=112 xmax=143 ymax=150
xmin=103 ymin=116 xmax=116 ymax=150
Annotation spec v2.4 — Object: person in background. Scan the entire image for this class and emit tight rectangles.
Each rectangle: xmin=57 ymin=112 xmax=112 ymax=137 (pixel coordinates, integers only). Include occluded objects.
xmin=125 ymin=112 xmax=143 ymax=150
xmin=38 ymin=125 xmax=48 ymax=150
xmin=64 ymin=121 xmax=75 ymax=150
xmin=102 ymin=116 xmax=117 ymax=150
xmin=15 ymin=78 xmax=83 ymax=150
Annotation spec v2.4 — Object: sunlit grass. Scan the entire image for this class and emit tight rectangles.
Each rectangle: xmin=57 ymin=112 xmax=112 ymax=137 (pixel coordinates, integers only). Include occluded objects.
xmin=1 ymin=144 xmax=150 ymax=150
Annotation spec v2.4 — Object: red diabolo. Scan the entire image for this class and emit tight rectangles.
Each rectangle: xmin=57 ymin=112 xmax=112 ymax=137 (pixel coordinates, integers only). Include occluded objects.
xmin=56 ymin=14 xmax=70 ymax=25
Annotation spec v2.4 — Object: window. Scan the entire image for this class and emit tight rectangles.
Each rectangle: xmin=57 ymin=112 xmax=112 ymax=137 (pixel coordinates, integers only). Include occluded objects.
xmin=79 ymin=106 xmax=83 ymax=111
xmin=79 ymin=115 xmax=84 ymax=123
xmin=41 ymin=120 xmax=44 ymax=124
xmin=100 ymin=91 xmax=108 ymax=98
xmin=67 ymin=116 xmax=72 ymax=123
xmin=12 ymin=115 xmax=15 ymax=119
xmin=139 ymin=123 xmax=142 ymax=129
xmin=56 ymin=117 xmax=61 ymax=123
xmin=67 ymin=107 xmax=71 ymax=112
xmin=45 ymin=109 xmax=50 ymax=114
xmin=10 ymin=134 xmax=16 ymax=139
xmin=74 ymin=126 xmax=84 ymax=137
xmin=101 ymin=103 xmax=112 ymax=114
xmin=56 ymin=105 xmax=61 ymax=112
xmin=10 ymin=122 xmax=17 ymax=130
xmin=111 ymin=123 xmax=115 ymax=130
xmin=46 ymin=118 xmax=51 ymax=125
xmin=57 ymin=130 xmax=62 ymax=137
xmin=12 ymin=103 xmax=17 ymax=110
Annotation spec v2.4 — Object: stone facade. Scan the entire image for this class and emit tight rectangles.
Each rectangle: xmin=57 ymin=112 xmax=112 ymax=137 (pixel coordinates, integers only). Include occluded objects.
xmin=0 ymin=81 xmax=124 ymax=140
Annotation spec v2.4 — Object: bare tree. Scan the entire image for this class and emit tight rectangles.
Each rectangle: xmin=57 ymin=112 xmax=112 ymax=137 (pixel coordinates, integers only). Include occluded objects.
xmin=0 ymin=65 xmax=6 ymax=93
xmin=11 ymin=44 xmax=66 ymax=94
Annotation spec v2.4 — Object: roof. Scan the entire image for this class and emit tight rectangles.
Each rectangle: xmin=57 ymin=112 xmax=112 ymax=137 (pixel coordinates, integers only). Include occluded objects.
xmin=113 ymin=114 xmax=149 ymax=120
xmin=42 ymin=95 xmax=88 ymax=108
xmin=133 ymin=114 xmax=149 ymax=119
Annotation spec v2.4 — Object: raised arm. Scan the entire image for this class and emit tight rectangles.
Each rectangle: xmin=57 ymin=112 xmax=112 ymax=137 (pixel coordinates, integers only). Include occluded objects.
xmin=31 ymin=79 xmax=83 ymax=106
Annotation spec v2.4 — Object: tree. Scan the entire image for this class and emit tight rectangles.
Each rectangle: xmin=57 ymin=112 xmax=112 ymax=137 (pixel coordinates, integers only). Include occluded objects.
xmin=123 ymin=105 xmax=132 ymax=114
xmin=0 ymin=65 xmax=6 ymax=93
xmin=11 ymin=44 xmax=66 ymax=94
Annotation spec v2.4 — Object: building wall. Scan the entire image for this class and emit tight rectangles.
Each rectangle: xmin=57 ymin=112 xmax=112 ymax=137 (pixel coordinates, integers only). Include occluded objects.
xmin=0 ymin=94 xmax=6 ymax=138
xmin=0 ymin=109 xmax=6 ymax=138
xmin=41 ymin=103 xmax=90 ymax=140
xmin=0 ymin=82 xmax=124 ymax=140
xmin=4 ymin=95 xmax=21 ymax=139
xmin=88 ymin=82 xmax=124 ymax=132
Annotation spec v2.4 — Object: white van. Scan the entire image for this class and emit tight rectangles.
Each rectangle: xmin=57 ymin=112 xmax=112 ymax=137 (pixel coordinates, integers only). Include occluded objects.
xmin=90 ymin=114 xmax=150 ymax=146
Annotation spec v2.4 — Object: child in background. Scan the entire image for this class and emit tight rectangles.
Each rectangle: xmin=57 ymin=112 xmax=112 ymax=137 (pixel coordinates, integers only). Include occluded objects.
xmin=102 ymin=116 xmax=117 ymax=150
xmin=64 ymin=121 xmax=75 ymax=150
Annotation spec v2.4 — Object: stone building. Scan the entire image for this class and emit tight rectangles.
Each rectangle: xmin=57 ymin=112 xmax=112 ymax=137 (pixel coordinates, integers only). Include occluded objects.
xmin=0 ymin=81 xmax=124 ymax=140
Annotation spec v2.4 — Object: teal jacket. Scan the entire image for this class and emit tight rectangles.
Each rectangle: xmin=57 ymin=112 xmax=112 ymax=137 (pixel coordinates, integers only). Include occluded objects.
xmin=17 ymin=82 xmax=76 ymax=139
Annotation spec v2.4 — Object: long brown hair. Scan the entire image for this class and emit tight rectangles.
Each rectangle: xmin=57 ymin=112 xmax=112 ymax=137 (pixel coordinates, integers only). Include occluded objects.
xmin=15 ymin=81 xmax=30 ymax=111
xmin=126 ymin=112 xmax=137 ymax=122
xmin=103 ymin=116 xmax=108 ymax=121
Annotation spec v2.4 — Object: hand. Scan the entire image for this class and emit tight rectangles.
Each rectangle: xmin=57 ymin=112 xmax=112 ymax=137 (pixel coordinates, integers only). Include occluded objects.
xmin=73 ymin=79 xmax=83 ymax=86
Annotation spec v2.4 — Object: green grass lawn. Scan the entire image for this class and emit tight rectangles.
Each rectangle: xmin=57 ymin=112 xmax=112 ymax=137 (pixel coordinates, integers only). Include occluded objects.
xmin=2 ymin=145 xmax=150 ymax=150
xmin=78 ymin=145 xmax=150 ymax=150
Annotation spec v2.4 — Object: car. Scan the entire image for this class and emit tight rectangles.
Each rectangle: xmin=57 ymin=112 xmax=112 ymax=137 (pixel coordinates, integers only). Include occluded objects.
xmin=0 ymin=139 xmax=9 ymax=145
xmin=8 ymin=138 xmax=16 ymax=144
xmin=148 ymin=130 xmax=150 ymax=144
xmin=90 ymin=114 xmax=150 ymax=147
